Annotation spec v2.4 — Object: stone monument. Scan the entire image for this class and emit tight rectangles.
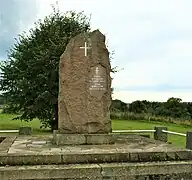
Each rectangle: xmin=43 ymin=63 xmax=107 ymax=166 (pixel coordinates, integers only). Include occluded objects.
xmin=53 ymin=30 xmax=113 ymax=145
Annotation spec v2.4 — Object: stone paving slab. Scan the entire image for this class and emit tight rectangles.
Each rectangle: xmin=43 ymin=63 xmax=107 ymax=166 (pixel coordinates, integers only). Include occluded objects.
xmin=0 ymin=136 xmax=17 ymax=153
xmin=0 ymin=134 xmax=191 ymax=166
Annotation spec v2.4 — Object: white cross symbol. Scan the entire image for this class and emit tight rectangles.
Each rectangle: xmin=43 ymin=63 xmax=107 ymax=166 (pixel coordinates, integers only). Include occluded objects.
xmin=95 ymin=67 xmax=99 ymax=75
xmin=80 ymin=42 xmax=91 ymax=56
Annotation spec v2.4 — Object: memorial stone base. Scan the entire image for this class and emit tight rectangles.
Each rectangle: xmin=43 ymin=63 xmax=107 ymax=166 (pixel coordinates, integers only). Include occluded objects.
xmin=53 ymin=130 xmax=116 ymax=145
xmin=0 ymin=134 xmax=192 ymax=179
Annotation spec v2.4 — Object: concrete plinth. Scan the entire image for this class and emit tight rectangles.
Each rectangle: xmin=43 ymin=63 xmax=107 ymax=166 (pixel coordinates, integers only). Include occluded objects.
xmin=53 ymin=130 xmax=116 ymax=145
xmin=1 ymin=134 xmax=192 ymax=179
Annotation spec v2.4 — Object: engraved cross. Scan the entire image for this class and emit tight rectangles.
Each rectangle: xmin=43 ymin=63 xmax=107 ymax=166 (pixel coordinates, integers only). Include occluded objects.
xmin=95 ymin=67 xmax=99 ymax=75
xmin=80 ymin=42 xmax=91 ymax=56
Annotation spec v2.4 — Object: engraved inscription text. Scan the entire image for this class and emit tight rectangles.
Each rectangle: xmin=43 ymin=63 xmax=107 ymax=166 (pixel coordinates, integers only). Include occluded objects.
xmin=89 ymin=65 xmax=106 ymax=91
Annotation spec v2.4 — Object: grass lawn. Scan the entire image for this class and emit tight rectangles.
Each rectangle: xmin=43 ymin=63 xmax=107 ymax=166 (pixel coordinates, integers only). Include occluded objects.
xmin=0 ymin=113 xmax=50 ymax=134
xmin=112 ymin=119 xmax=192 ymax=148
xmin=0 ymin=113 xmax=191 ymax=148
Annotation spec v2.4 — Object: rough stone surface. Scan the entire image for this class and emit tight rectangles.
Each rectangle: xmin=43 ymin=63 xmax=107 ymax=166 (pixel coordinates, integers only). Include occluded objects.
xmin=154 ymin=126 xmax=168 ymax=142
xmin=58 ymin=30 xmax=112 ymax=134
xmin=0 ymin=162 xmax=192 ymax=180
xmin=0 ymin=136 xmax=16 ymax=153
xmin=54 ymin=133 xmax=86 ymax=145
xmin=186 ymin=131 xmax=192 ymax=149
xmin=53 ymin=133 xmax=116 ymax=145
xmin=0 ymin=164 xmax=102 ymax=180
xmin=0 ymin=135 xmax=192 ymax=179
xmin=19 ymin=127 xmax=32 ymax=135
xmin=86 ymin=134 xmax=115 ymax=144
xmin=0 ymin=134 xmax=191 ymax=165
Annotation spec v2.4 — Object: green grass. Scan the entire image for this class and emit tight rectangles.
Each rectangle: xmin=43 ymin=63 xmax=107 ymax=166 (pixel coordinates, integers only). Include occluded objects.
xmin=0 ymin=113 xmax=50 ymax=134
xmin=0 ymin=113 xmax=191 ymax=148
xmin=112 ymin=119 xmax=192 ymax=148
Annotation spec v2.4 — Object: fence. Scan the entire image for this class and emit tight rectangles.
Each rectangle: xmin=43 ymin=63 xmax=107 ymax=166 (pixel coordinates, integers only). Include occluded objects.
xmin=0 ymin=127 xmax=32 ymax=135
xmin=0 ymin=126 xmax=191 ymax=149
xmin=112 ymin=126 xmax=192 ymax=150
xmin=0 ymin=130 xmax=19 ymax=133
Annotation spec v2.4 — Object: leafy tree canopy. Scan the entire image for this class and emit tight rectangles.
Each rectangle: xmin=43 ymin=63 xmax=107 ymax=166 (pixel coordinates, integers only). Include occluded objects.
xmin=0 ymin=6 xmax=91 ymax=130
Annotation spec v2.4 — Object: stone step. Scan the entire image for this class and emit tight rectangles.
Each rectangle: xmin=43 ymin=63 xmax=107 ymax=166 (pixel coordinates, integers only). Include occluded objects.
xmin=0 ymin=161 xmax=192 ymax=180
xmin=0 ymin=149 xmax=192 ymax=166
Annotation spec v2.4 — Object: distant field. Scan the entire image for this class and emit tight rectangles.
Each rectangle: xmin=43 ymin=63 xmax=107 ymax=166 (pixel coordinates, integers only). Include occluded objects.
xmin=0 ymin=113 xmax=191 ymax=148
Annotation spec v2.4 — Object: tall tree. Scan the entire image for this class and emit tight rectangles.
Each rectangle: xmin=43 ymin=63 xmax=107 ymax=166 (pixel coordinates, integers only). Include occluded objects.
xmin=129 ymin=100 xmax=147 ymax=114
xmin=164 ymin=97 xmax=189 ymax=118
xmin=0 ymin=7 xmax=91 ymax=130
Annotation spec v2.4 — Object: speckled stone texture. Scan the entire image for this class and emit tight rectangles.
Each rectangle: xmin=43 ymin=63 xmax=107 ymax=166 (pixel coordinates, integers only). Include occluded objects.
xmin=58 ymin=30 xmax=112 ymax=134
xmin=1 ymin=135 xmax=192 ymax=179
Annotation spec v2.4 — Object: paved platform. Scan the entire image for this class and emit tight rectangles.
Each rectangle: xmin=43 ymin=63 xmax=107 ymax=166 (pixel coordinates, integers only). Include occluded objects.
xmin=1 ymin=134 xmax=192 ymax=179
xmin=0 ymin=134 xmax=191 ymax=166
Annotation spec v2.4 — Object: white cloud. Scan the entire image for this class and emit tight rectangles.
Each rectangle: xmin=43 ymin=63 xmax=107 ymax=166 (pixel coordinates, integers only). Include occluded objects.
xmin=27 ymin=0 xmax=192 ymax=102
xmin=113 ymin=90 xmax=192 ymax=103
xmin=2 ymin=0 xmax=192 ymax=102
xmin=168 ymin=40 xmax=192 ymax=58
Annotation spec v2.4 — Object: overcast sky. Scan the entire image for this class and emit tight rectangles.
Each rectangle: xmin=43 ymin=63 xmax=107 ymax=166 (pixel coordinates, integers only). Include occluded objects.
xmin=1 ymin=0 xmax=192 ymax=103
